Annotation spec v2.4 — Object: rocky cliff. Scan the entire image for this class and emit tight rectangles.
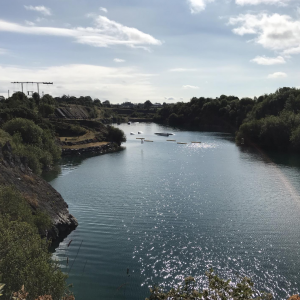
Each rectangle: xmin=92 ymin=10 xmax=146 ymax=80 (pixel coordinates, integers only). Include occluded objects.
xmin=0 ymin=142 xmax=78 ymax=240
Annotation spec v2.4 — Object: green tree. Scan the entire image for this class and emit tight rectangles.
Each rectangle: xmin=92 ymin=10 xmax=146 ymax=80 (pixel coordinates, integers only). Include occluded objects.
xmin=144 ymin=100 xmax=153 ymax=109
xmin=3 ymin=118 xmax=43 ymax=146
xmin=106 ymin=126 xmax=126 ymax=146
xmin=38 ymin=103 xmax=55 ymax=117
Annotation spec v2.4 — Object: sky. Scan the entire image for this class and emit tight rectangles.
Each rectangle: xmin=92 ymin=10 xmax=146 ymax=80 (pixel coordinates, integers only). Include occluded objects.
xmin=0 ymin=0 xmax=300 ymax=103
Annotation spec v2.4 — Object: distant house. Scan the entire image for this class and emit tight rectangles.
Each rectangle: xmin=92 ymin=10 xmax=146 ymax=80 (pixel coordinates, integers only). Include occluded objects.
xmin=153 ymin=103 xmax=163 ymax=108
xmin=121 ymin=101 xmax=134 ymax=108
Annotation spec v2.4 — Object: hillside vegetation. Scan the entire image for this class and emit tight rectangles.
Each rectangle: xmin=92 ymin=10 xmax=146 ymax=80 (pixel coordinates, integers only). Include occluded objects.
xmin=154 ymin=87 xmax=300 ymax=151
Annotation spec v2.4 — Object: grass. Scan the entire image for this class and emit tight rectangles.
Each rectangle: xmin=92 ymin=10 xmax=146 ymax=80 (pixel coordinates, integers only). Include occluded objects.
xmin=62 ymin=141 xmax=109 ymax=150
xmin=59 ymin=131 xmax=95 ymax=142
xmin=22 ymin=193 xmax=39 ymax=208
xmin=22 ymin=174 xmax=36 ymax=185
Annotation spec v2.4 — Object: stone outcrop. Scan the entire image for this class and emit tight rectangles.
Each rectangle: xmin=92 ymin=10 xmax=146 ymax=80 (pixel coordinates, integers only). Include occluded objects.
xmin=61 ymin=142 xmax=120 ymax=156
xmin=288 ymin=296 xmax=300 ymax=300
xmin=54 ymin=105 xmax=90 ymax=119
xmin=0 ymin=142 xmax=78 ymax=241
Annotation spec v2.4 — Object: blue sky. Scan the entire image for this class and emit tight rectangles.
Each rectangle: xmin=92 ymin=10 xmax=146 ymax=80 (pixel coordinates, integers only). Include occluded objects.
xmin=0 ymin=0 xmax=299 ymax=103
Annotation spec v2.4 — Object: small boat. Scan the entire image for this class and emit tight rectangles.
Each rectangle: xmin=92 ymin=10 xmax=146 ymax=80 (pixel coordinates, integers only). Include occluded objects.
xmin=155 ymin=132 xmax=174 ymax=137
xmin=138 ymin=131 xmax=143 ymax=134
xmin=130 ymin=132 xmax=135 ymax=135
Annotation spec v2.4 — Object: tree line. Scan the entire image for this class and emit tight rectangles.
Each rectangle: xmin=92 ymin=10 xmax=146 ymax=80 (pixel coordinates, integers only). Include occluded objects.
xmin=154 ymin=87 xmax=300 ymax=151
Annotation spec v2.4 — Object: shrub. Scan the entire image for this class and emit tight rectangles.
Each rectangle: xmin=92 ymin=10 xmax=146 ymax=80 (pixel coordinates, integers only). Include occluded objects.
xmin=0 ymin=217 xmax=66 ymax=300
xmin=53 ymin=122 xmax=87 ymax=137
xmin=3 ymin=118 xmax=43 ymax=146
xmin=105 ymin=126 xmax=126 ymax=146
xmin=290 ymin=125 xmax=300 ymax=151
xmin=147 ymin=269 xmax=273 ymax=300
xmin=0 ymin=187 xmax=66 ymax=300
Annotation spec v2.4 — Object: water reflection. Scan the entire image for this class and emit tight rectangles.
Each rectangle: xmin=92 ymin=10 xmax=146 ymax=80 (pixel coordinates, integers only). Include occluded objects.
xmin=48 ymin=123 xmax=300 ymax=300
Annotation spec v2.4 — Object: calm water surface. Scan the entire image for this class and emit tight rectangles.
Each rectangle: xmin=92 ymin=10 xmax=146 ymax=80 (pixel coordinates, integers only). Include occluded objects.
xmin=45 ymin=123 xmax=300 ymax=300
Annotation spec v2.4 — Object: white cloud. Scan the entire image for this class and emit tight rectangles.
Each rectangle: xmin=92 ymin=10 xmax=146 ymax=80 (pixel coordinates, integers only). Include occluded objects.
xmin=183 ymin=85 xmax=199 ymax=89
xmin=251 ymin=55 xmax=286 ymax=65
xmin=228 ymin=13 xmax=300 ymax=55
xmin=114 ymin=58 xmax=125 ymax=63
xmin=99 ymin=7 xmax=108 ymax=13
xmin=236 ymin=0 xmax=291 ymax=5
xmin=24 ymin=5 xmax=52 ymax=16
xmin=169 ymin=68 xmax=197 ymax=72
xmin=0 ymin=17 xmax=162 ymax=50
xmin=0 ymin=64 xmax=158 ymax=102
xmin=25 ymin=20 xmax=35 ymax=26
xmin=187 ymin=0 xmax=214 ymax=13
xmin=267 ymin=72 xmax=287 ymax=78
xmin=283 ymin=46 xmax=300 ymax=55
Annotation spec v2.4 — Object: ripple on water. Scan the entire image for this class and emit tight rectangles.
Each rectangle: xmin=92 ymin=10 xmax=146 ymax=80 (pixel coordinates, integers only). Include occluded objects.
xmin=50 ymin=124 xmax=300 ymax=300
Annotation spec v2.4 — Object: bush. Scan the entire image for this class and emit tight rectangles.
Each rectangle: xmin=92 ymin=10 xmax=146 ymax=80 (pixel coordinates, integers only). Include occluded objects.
xmin=39 ymin=104 xmax=55 ymax=118
xmin=105 ymin=126 xmax=126 ymax=146
xmin=147 ymin=269 xmax=273 ymax=300
xmin=290 ymin=125 xmax=300 ymax=151
xmin=0 ymin=186 xmax=51 ymax=234
xmin=0 ymin=217 xmax=66 ymax=300
xmin=0 ymin=187 xmax=66 ymax=300
xmin=2 ymin=121 xmax=61 ymax=174
xmin=3 ymin=118 xmax=43 ymax=146
xmin=53 ymin=122 xmax=87 ymax=137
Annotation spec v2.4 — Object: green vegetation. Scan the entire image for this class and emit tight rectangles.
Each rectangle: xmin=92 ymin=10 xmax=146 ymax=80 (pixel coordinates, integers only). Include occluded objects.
xmin=105 ymin=125 xmax=127 ymax=146
xmin=0 ymin=91 xmax=126 ymax=173
xmin=0 ymin=187 xmax=67 ymax=300
xmin=154 ymin=87 xmax=300 ymax=151
xmin=1 ymin=118 xmax=61 ymax=174
xmin=52 ymin=121 xmax=87 ymax=137
xmin=147 ymin=269 xmax=272 ymax=300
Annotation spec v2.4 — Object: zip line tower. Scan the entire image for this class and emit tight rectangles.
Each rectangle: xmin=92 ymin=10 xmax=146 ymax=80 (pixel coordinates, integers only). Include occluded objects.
xmin=11 ymin=82 xmax=53 ymax=96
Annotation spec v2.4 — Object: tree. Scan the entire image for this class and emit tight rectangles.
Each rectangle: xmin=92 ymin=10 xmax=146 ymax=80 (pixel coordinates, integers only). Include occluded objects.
xmin=106 ymin=126 xmax=126 ymax=146
xmin=144 ymin=100 xmax=153 ymax=109
xmin=32 ymin=92 xmax=40 ymax=106
xmin=103 ymin=100 xmax=111 ymax=107
xmin=94 ymin=99 xmax=102 ymax=106
xmin=3 ymin=118 xmax=43 ymax=146
xmin=38 ymin=103 xmax=55 ymax=117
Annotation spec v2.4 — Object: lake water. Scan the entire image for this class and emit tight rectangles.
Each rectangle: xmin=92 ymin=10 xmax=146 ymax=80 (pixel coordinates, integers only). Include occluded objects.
xmin=45 ymin=123 xmax=300 ymax=300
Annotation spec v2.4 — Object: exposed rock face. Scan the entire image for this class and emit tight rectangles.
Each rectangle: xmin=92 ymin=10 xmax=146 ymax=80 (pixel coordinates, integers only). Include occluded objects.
xmin=288 ymin=296 xmax=300 ymax=300
xmin=0 ymin=142 xmax=78 ymax=240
